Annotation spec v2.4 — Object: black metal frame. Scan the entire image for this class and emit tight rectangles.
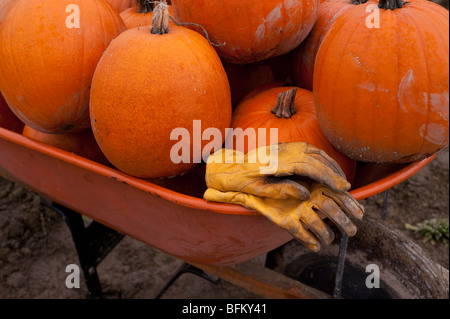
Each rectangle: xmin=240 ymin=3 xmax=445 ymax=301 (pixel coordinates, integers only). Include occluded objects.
xmin=44 ymin=199 xmax=219 ymax=299
xmin=154 ymin=263 xmax=220 ymax=299
xmin=332 ymin=189 xmax=390 ymax=298
xmin=44 ymin=201 xmax=124 ymax=299
xmin=44 ymin=189 xmax=391 ymax=299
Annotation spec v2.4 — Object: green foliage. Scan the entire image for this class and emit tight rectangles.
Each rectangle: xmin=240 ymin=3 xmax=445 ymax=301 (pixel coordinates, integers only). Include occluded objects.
xmin=405 ymin=218 xmax=449 ymax=245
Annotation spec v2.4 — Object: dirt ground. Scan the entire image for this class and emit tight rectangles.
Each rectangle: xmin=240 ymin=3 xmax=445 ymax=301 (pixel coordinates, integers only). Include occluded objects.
xmin=0 ymin=146 xmax=448 ymax=299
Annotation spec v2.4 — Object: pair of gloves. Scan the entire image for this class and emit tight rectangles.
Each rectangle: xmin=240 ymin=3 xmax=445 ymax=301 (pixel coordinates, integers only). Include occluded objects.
xmin=203 ymin=142 xmax=364 ymax=252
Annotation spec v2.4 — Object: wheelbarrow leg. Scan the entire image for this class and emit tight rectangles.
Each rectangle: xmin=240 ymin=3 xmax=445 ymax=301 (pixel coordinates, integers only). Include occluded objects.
xmin=42 ymin=199 xmax=124 ymax=299
xmin=332 ymin=233 xmax=348 ymax=298
xmin=333 ymin=188 xmax=390 ymax=297
xmin=154 ymin=263 xmax=220 ymax=299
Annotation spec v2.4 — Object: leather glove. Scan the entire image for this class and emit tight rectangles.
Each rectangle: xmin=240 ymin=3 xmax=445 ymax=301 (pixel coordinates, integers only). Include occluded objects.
xmin=204 ymin=183 xmax=364 ymax=252
xmin=205 ymin=142 xmax=351 ymax=201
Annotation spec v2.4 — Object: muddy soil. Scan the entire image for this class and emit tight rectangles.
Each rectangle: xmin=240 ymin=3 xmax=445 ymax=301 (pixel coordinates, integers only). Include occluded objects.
xmin=0 ymin=147 xmax=448 ymax=299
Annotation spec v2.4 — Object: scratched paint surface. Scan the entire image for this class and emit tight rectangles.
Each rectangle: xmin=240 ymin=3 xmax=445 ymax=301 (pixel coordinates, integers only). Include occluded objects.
xmin=313 ymin=0 xmax=449 ymax=163
xmin=172 ymin=0 xmax=320 ymax=64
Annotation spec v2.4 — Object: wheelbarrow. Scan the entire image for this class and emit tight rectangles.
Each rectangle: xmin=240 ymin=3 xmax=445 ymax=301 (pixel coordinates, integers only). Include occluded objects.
xmin=0 ymin=122 xmax=441 ymax=299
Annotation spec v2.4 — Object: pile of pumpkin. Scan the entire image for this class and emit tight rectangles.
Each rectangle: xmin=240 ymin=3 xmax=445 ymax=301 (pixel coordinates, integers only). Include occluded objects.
xmin=0 ymin=0 xmax=448 ymax=191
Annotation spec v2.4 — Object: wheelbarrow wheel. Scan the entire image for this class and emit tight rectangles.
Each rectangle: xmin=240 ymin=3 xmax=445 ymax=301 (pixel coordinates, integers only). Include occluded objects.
xmin=266 ymin=217 xmax=449 ymax=299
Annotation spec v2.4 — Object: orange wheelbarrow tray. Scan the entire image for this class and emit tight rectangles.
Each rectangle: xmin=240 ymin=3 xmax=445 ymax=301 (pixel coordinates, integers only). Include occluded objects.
xmin=0 ymin=125 xmax=435 ymax=266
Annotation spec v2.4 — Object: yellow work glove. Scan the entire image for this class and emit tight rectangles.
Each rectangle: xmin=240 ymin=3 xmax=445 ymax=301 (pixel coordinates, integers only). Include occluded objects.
xmin=205 ymin=142 xmax=351 ymax=201
xmin=203 ymin=142 xmax=364 ymax=252
xmin=204 ymin=183 xmax=364 ymax=252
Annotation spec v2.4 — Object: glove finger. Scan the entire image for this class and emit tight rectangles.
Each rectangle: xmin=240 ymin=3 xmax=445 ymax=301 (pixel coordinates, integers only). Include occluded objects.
xmin=204 ymin=187 xmax=247 ymax=205
xmin=313 ymin=196 xmax=358 ymax=237
xmin=304 ymin=144 xmax=347 ymax=179
xmin=204 ymin=188 xmax=293 ymax=220
xmin=281 ymin=158 xmax=351 ymax=192
xmin=204 ymin=188 xmax=321 ymax=252
xmin=283 ymin=215 xmax=321 ymax=253
xmin=239 ymin=177 xmax=310 ymax=200
xmin=322 ymin=189 xmax=364 ymax=220
xmin=298 ymin=202 xmax=335 ymax=245
xmin=278 ymin=142 xmax=350 ymax=185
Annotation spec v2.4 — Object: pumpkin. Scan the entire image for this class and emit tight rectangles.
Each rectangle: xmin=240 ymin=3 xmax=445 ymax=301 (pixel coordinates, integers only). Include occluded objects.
xmin=229 ymin=86 xmax=357 ymax=183
xmin=106 ymin=0 xmax=138 ymax=13
xmin=22 ymin=125 xmax=110 ymax=165
xmin=171 ymin=0 xmax=320 ymax=64
xmin=0 ymin=0 xmax=126 ymax=134
xmin=120 ymin=0 xmax=174 ymax=29
xmin=90 ymin=3 xmax=232 ymax=178
xmin=223 ymin=61 xmax=275 ymax=109
xmin=294 ymin=0 xmax=367 ymax=91
xmin=0 ymin=92 xmax=23 ymax=133
xmin=0 ymin=0 xmax=14 ymax=19
xmin=313 ymin=0 xmax=449 ymax=163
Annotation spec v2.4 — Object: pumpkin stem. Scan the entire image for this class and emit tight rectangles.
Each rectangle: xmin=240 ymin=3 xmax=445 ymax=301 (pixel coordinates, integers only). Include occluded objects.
xmin=271 ymin=88 xmax=297 ymax=119
xmin=137 ymin=0 xmax=155 ymax=13
xmin=151 ymin=2 xmax=169 ymax=34
xmin=149 ymin=1 xmax=224 ymax=47
xmin=378 ymin=0 xmax=405 ymax=9
xmin=168 ymin=16 xmax=225 ymax=47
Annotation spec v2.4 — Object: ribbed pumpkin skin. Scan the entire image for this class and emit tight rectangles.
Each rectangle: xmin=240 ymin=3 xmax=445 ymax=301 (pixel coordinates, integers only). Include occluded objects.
xmin=230 ymin=86 xmax=357 ymax=184
xmin=90 ymin=25 xmax=232 ymax=178
xmin=0 ymin=0 xmax=15 ymax=19
xmin=22 ymin=125 xmax=110 ymax=165
xmin=120 ymin=4 xmax=174 ymax=29
xmin=106 ymin=0 xmax=138 ymax=12
xmin=314 ymin=0 xmax=449 ymax=163
xmin=294 ymin=0 xmax=353 ymax=91
xmin=0 ymin=0 xmax=126 ymax=133
xmin=172 ymin=0 xmax=319 ymax=64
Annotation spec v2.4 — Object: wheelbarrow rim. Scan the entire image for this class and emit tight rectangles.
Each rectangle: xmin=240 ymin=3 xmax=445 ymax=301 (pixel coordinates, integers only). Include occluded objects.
xmin=0 ymin=126 xmax=436 ymax=216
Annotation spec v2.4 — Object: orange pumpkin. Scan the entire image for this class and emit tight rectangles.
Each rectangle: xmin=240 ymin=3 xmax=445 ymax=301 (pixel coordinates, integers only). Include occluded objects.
xmin=172 ymin=0 xmax=320 ymax=64
xmin=90 ymin=3 xmax=232 ymax=178
xmin=120 ymin=0 xmax=174 ymax=29
xmin=230 ymin=86 xmax=356 ymax=184
xmin=314 ymin=0 xmax=449 ymax=163
xmin=0 ymin=92 xmax=23 ymax=133
xmin=0 ymin=0 xmax=126 ymax=133
xmin=294 ymin=0 xmax=365 ymax=91
xmin=22 ymin=125 xmax=110 ymax=165
xmin=0 ymin=0 xmax=14 ymax=19
xmin=106 ymin=0 xmax=138 ymax=13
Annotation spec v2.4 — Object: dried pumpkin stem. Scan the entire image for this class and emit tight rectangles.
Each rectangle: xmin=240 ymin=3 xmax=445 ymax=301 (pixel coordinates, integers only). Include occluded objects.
xmin=378 ymin=0 xmax=405 ymax=9
xmin=150 ymin=2 xmax=225 ymax=47
xmin=271 ymin=88 xmax=298 ymax=119
xmin=137 ymin=0 xmax=155 ymax=13
xmin=169 ymin=16 xmax=225 ymax=47
xmin=151 ymin=2 xmax=169 ymax=34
